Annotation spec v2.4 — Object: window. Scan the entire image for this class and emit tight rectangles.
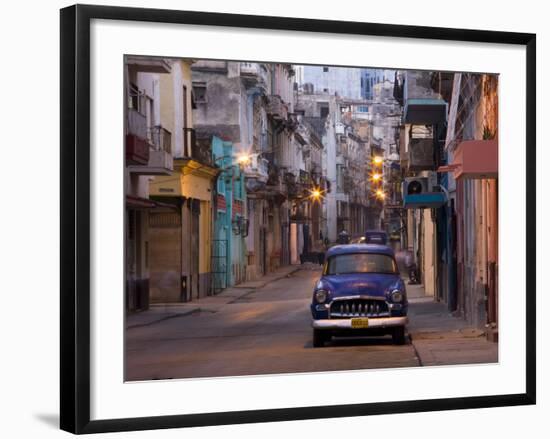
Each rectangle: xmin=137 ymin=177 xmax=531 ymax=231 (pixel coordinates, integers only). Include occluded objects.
xmin=320 ymin=106 xmax=329 ymax=118
xmin=336 ymin=164 xmax=344 ymax=192
xmin=325 ymin=253 xmax=397 ymax=275
xmin=128 ymin=82 xmax=145 ymax=114
xmin=192 ymin=82 xmax=207 ymax=103
xmin=323 ymin=67 xmax=329 ymax=72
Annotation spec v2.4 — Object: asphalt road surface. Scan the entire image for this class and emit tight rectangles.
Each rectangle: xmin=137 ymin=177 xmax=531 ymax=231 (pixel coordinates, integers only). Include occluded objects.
xmin=125 ymin=266 xmax=420 ymax=381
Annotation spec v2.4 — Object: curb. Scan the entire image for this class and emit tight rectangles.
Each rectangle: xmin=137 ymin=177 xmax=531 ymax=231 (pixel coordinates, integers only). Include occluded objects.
xmin=408 ymin=329 xmax=486 ymax=340
xmin=126 ymin=308 xmax=200 ymax=330
xmin=231 ymin=267 xmax=301 ymax=291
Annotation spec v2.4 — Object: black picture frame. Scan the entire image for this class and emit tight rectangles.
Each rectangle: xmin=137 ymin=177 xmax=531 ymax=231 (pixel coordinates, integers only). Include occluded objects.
xmin=60 ymin=4 xmax=536 ymax=434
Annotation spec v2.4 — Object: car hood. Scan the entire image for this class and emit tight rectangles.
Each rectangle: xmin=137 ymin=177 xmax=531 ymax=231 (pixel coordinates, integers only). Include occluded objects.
xmin=320 ymin=273 xmax=402 ymax=298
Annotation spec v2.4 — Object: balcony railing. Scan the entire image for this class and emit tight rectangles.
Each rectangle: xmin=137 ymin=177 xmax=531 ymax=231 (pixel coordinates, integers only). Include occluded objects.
xmin=183 ymin=128 xmax=212 ymax=165
xmin=127 ymin=108 xmax=147 ymax=139
xmin=240 ymin=62 xmax=268 ymax=89
xmin=243 ymin=156 xmax=269 ymax=182
xmin=407 ymin=125 xmax=435 ymax=171
xmin=149 ymin=125 xmax=171 ymax=152
xmin=127 ymin=120 xmax=173 ymax=174
xmin=299 ymin=170 xmax=311 ymax=185
xmin=126 ymin=109 xmax=149 ymax=165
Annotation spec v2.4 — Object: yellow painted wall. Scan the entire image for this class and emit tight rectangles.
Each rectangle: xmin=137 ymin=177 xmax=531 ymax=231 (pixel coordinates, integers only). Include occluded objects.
xmin=149 ymin=174 xmax=181 ymax=196
xmin=422 ymin=209 xmax=436 ymax=296
xmin=158 ymin=59 xmax=194 ymax=153
xmin=149 ymin=171 xmax=213 ymax=201
xmin=181 ymin=173 xmax=212 ymax=201
xmin=199 ymin=200 xmax=211 ymax=274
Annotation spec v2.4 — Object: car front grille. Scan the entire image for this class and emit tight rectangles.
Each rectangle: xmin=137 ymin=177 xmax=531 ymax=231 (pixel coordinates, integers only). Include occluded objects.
xmin=329 ymin=298 xmax=389 ymax=318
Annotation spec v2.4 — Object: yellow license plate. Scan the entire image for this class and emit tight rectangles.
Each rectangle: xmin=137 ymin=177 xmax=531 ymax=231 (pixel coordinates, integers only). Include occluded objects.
xmin=351 ymin=318 xmax=369 ymax=328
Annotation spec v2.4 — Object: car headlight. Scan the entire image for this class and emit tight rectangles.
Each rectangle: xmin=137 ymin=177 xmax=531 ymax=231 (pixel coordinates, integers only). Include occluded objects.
xmin=391 ymin=289 xmax=404 ymax=303
xmin=315 ymin=289 xmax=328 ymax=303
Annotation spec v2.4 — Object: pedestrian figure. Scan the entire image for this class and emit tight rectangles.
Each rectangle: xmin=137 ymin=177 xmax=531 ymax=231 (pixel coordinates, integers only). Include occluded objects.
xmin=337 ymin=230 xmax=350 ymax=245
xmin=404 ymin=250 xmax=419 ymax=284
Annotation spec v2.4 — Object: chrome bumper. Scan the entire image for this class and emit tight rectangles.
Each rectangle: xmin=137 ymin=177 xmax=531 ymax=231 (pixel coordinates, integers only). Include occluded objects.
xmin=312 ymin=316 xmax=408 ymax=330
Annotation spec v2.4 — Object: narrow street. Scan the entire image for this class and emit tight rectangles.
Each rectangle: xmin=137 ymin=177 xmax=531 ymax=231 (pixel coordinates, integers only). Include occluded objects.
xmin=126 ymin=265 xmax=496 ymax=381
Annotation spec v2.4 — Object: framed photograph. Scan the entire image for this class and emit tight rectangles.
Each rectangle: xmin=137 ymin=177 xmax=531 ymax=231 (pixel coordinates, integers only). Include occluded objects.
xmin=60 ymin=4 xmax=536 ymax=434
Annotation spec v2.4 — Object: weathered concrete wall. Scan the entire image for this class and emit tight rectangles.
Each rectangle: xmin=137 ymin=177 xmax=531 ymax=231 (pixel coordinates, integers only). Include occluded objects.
xmin=192 ymin=65 xmax=244 ymax=143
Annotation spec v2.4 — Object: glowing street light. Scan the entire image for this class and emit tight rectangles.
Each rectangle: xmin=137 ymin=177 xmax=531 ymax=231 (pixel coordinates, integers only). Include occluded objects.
xmin=375 ymin=189 xmax=386 ymax=200
xmin=373 ymin=156 xmax=384 ymax=166
xmin=309 ymin=187 xmax=324 ymax=202
xmin=371 ymin=172 xmax=382 ymax=182
xmin=236 ymin=152 xmax=252 ymax=166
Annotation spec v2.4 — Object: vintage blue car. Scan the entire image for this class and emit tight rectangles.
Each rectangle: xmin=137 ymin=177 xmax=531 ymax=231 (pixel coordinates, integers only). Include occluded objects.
xmin=310 ymin=244 xmax=408 ymax=347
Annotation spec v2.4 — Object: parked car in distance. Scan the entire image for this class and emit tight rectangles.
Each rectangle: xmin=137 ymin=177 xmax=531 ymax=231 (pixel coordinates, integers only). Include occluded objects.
xmin=363 ymin=230 xmax=389 ymax=245
xmin=310 ymin=244 xmax=408 ymax=347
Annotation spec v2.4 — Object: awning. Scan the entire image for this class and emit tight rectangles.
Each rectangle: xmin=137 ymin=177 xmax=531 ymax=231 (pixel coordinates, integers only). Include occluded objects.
xmin=404 ymin=98 xmax=447 ymax=124
xmin=438 ymin=140 xmax=498 ymax=179
xmin=126 ymin=195 xmax=178 ymax=210
xmin=403 ymin=192 xmax=447 ymax=209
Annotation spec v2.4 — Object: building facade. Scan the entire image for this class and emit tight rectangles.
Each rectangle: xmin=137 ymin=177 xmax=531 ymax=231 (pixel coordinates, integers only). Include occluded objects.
xmin=211 ymin=135 xmax=248 ymax=292
xmin=148 ymin=59 xmax=218 ymax=302
xmin=124 ymin=56 xmax=173 ymax=311
xmin=397 ymin=70 xmax=498 ymax=339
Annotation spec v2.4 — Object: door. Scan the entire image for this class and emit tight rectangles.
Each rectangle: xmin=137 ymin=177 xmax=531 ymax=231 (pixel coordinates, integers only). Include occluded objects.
xmin=126 ymin=209 xmax=138 ymax=310
xmin=259 ymin=227 xmax=267 ymax=276
xmin=190 ymin=199 xmax=200 ymax=300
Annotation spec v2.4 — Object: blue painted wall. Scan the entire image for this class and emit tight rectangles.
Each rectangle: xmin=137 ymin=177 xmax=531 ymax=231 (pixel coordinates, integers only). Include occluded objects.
xmin=212 ymin=136 xmax=247 ymax=290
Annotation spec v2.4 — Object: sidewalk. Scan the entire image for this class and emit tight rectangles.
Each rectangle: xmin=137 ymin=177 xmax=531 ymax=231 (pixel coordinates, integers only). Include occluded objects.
xmin=126 ymin=264 xmax=300 ymax=330
xmin=406 ymin=283 xmax=498 ymax=366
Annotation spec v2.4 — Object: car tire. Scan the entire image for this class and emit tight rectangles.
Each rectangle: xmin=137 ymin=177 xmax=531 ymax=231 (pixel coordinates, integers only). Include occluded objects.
xmin=392 ymin=326 xmax=406 ymax=345
xmin=313 ymin=329 xmax=330 ymax=348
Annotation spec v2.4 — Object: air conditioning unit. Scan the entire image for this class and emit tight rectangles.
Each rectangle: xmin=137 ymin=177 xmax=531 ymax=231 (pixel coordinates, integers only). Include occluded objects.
xmin=402 ymin=176 xmax=446 ymax=209
xmin=404 ymin=177 xmax=429 ymax=195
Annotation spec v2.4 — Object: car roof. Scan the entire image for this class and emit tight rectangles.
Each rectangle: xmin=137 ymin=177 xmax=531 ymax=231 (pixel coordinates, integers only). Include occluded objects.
xmin=364 ymin=230 xmax=388 ymax=235
xmin=326 ymin=244 xmax=395 ymax=258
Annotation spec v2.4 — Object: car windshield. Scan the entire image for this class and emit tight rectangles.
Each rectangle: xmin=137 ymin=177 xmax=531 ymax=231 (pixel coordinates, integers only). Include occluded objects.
xmin=325 ymin=253 xmax=397 ymax=275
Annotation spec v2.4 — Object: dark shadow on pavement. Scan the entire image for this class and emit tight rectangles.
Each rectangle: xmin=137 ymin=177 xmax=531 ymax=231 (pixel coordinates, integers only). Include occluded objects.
xmin=304 ymin=336 xmax=409 ymax=349
xmin=329 ymin=336 xmax=401 ymax=347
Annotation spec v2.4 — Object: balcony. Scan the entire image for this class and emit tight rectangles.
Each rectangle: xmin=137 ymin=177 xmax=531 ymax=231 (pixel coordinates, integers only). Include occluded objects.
xmin=240 ymin=62 xmax=268 ymax=90
xmin=299 ymin=170 xmax=312 ymax=187
xmin=126 ymin=109 xmax=149 ymax=165
xmin=127 ymin=119 xmax=173 ymax=175
xmin=266 ymin=95 xmax=288 ymax=122
xmin=405 ymin=125 xmax=435 ymax=171
xmin=439 ymin=140 xmax=498 ymax=180
xmin=243 ymin=155 xmax=269 ymax=182
xmin=125 ymin=56 xmax=171 ymax=74
xmin=284 ymin=172 xmax=299 ymax=198
xmin=403 ymin=71 xmax=447 ymax=124
xmin=148 ymin=126 xmax=173 ymax=174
